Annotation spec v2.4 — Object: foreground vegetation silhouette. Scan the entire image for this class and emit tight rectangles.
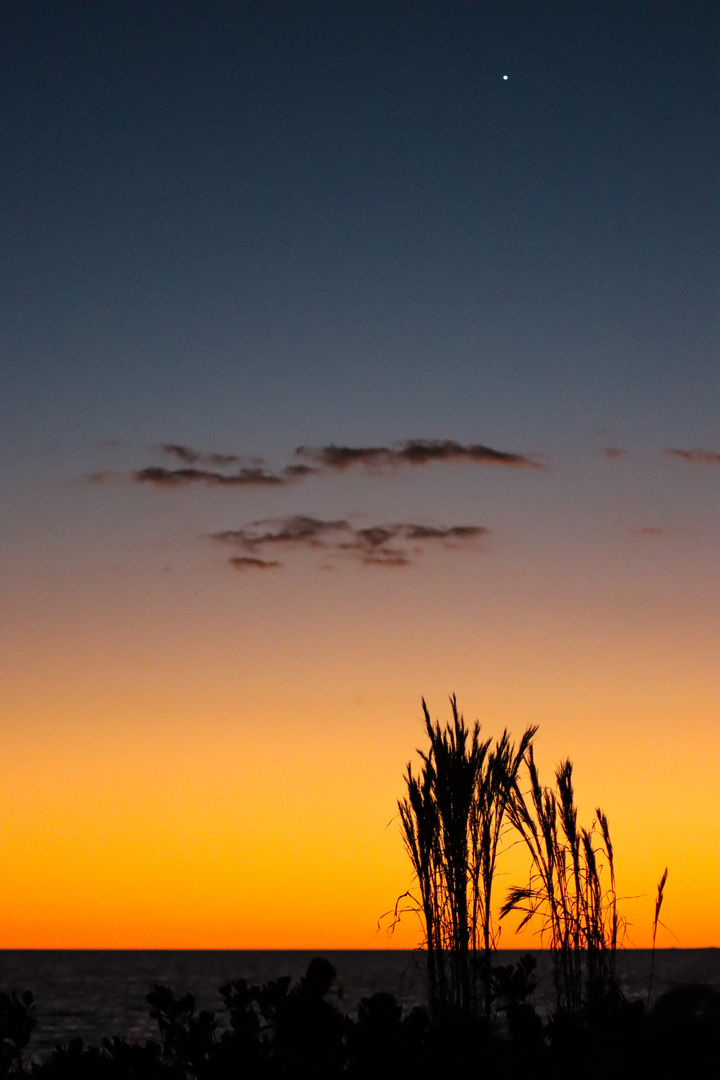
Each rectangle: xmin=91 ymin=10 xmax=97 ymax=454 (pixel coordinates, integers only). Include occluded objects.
xmin=397 ymin=698 xmax=535 ymax=1019
xmin=2 ymin=961 xmax=719 ymax=1079
xmin=395 ymin=698 xmax=657 ymax=1019
xmin=2 ymin=697 xmax=718 ymax=1077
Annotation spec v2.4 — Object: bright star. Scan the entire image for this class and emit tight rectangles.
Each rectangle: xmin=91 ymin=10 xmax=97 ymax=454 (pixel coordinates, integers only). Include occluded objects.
xmin=502 ymin=74 xmax=508 ymax=81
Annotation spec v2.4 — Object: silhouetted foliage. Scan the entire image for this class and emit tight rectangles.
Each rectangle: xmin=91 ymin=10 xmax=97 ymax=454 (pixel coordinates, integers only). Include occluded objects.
xmin=0 ymin=991 xmax=35 ymax=1078
xmin=393 ymin=691 xmax=686 ymax=1079
xmin=501 ymin=749 xmax=624 ymax=1014
xmin=1 ymin=961 xmax=718 ymax=1079
xmin=397 ymin=696 xmax=536 ymax=1019
xmin=274 ymin=959 xmax=345 ymax=1079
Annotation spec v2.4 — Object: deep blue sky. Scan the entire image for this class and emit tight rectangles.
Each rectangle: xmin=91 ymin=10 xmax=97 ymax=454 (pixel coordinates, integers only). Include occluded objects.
xmin=2 ymin=0 xmax=717 ymax=472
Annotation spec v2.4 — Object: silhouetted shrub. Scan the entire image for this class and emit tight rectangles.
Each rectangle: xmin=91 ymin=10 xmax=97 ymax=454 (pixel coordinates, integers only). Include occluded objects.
xmin=644 ymin=983 xmax=720 ymax=1080
xmin=274 ymin=959 xmax=345 ymax=1079
xmin=0 ymin=991 xmax=35 ymax=1079
xmin=1 ymin=965 xmax=717 ymax=1080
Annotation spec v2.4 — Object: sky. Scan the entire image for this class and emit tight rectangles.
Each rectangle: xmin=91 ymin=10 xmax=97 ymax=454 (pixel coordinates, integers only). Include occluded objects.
xmin=1 ymin=0 xmax=717 ymax=950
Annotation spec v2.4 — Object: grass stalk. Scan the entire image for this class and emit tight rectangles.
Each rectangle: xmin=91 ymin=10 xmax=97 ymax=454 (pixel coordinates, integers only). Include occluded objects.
xmin=647 ymin=867 xmax=668 ymax=1009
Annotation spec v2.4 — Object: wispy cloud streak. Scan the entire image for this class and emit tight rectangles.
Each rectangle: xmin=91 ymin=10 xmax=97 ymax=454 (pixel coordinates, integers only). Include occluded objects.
xmin=663 ymin=448 xmax=720 ymax=465
xmin=214 ymin=516 xmax=351 ymax=547
xmin=118 ymin=437 xmax=545 ymax=489
xmin=229 ymin=556 xmax=282 ymax=571
xmin=135 ymin=466 xmax=291 ymax=488
xmin=160 ymin=443 xmax=244 ymax=467
xmin=210 ymin=516 xmax=489 ymax=569
xmin=295 ymin=439 xmax=545 ymax=471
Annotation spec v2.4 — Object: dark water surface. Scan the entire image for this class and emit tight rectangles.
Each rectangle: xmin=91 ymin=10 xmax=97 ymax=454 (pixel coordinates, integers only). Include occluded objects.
xmin=1 ymin=949 xmax=718 ymax=1058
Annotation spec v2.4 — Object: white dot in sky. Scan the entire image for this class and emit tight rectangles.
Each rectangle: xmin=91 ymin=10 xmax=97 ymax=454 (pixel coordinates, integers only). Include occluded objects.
xmin=502 ymin=74 xmax=508 ymax=81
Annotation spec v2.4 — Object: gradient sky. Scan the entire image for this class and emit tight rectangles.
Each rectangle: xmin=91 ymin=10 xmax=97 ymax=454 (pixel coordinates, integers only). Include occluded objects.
xmin=1 ymin=1 xmax=717 ymax=949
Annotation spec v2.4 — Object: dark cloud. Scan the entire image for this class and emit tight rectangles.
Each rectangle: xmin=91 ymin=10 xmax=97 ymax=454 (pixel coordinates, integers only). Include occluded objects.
xmin=295 ymin=439 xmax=545 ymax=471
xmin=229 ymin=556 xmax=282 ymax=571
xmin=161 ymin=443 xmax=203 ymax=464
xmin=282 ymin=463 xmax=317 ymax=479
xmin=663 ymin=448 xmax=720 ymax=465
xmin=206 ymin=452 xmax=242 ymax=466
xmin=341 ymin=522 xmax=489 ymax=566
xmin=362 ymin=550 xmax=412 ymax=567
xmin=212 ymin=516 xmax=352 ymax=551
xmin=403 ymin=524 xmax=487 ymax=541
xmin=354 ymin=526 xmax=396 ymax=548
xmin=135 ymin=466 xmax=287 ymax=488
xmin=600 ymin=446 xmax=626 ymax=459
xmin=122 ymin=436 xmax=542 ymax=491
xmin=210 ymin=516 xmax=488 ymax=569
xmin=160 ymin=443 xmax=243 ymax=467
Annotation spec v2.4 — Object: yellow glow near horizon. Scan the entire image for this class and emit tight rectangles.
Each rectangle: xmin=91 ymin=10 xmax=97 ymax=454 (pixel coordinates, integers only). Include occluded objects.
xmin=3 ymin=657 xmax=717 ymax=948
xmin=2 ymin=494 xmax=717 ymax=950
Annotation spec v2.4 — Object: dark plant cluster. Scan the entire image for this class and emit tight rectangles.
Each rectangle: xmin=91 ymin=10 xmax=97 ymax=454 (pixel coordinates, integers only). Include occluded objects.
xmin=397 ymin=699 xmax=657 ymax=1021
xmin=2 ymin=960 xmax=719 ymax=1080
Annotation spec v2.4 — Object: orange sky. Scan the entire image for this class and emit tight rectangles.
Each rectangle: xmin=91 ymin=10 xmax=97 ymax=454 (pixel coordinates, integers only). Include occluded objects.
xmin=2 ymin=459 xmax=717 ymax=949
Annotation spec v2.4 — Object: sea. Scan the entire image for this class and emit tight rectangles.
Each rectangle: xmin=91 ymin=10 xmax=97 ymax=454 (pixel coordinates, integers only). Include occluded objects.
xmin=1 ymin=949 xmax=718 ymax=1060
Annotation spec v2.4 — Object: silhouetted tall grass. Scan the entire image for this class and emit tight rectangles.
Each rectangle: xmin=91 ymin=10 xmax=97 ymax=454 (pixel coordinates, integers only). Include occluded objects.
xmin=500 ymin=746 xmax=624 ymax=1015
xmin=397 ymin=697 xmax=675 ymax=1027
xmin=397 ymin=697 xmax=536 ymax=1019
